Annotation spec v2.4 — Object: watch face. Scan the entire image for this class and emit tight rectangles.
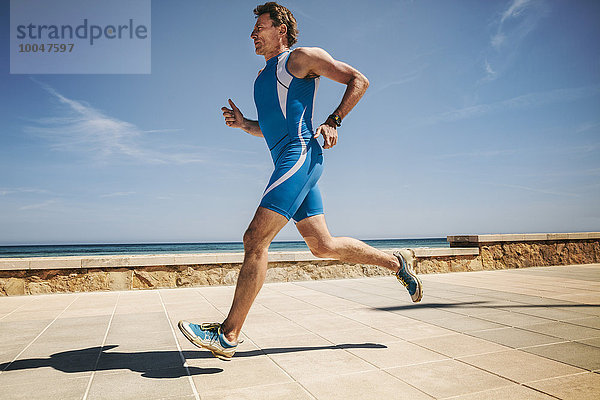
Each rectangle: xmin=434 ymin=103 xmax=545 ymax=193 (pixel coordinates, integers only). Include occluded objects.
xmin=328 ymin=114 xmax=341 ymax=127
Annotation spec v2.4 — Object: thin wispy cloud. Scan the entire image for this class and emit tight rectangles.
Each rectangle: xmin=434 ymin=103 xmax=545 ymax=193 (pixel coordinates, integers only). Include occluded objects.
xmin=0 ymin=188 xmax=49 ymax=196
xmin=484 ymin=60 xmax=496 ymax=78
xmin=366 ymin=70 xmax=422 ymax=99
xmin=575 ymin=121 xmax=600 ymax=134
xmin=501 ymin=0 xmax=532 ymax=25
xmin=291 ymin=5 xmax=328 ymax=28
xmin=520 ymin=167 xmax=600 ymax=179
xmin=482 ymin=182 xmax=579 ymax=198
xmin=19 ymin=200 xmax=59 ymax=211
xmin=25 ymin=80 xmax=203 ymax=165
xmin=434 ymin=149 xmax=517 ymax=159
xmin=100 ymin=191 xmax=136 ymax=198
xmin=365 ymin=51 xmax=435 ymax=100
xmin=564 ymin=143 xmax=600 ymax=155
xmin=423 ymin=85 xmax=600 ymax=125
xmin=483 ymin=0 xmax=548 ymax=81
xmin=141 ymin=129 xmax=183 ymax=134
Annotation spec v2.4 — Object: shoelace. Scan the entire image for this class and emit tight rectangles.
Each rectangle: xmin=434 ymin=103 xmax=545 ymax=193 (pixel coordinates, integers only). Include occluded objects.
xmin=196 ymin=322 xmax=244 ymax=348
xmin=199 ymin=322 xmax=221 ymax=331
xmin=199 ymin=323 xmax=221 ymax=344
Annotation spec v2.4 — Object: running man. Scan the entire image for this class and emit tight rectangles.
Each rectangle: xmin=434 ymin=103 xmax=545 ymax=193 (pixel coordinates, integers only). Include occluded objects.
xmin=179 ymin=2 xmax=422 ymax=360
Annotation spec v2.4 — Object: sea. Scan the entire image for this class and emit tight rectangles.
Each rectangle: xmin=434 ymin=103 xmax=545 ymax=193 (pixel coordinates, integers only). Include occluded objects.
xmin=0 ymin=238 xmax=449 ymax=258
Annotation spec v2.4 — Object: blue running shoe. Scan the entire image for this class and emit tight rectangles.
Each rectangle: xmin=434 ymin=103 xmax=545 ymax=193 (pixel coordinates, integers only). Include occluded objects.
xmin=178 ymin=320 xmax=238 ymax=360
xmin=394 ymin=250 xmax=423 ymax=302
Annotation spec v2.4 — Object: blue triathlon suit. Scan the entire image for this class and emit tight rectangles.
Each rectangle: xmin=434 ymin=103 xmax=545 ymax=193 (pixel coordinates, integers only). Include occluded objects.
xmin=254 ymin=50 xmax=324 ymax=222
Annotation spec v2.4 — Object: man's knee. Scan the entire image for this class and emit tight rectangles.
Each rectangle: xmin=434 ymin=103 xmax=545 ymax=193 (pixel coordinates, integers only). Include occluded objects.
xmin=308 ymin=237 xmax=337 ymax=259
xmin=243 ymin=228 xmax=258 ymax=249
xmin=243 ymin=227 xmax=269 ymax=255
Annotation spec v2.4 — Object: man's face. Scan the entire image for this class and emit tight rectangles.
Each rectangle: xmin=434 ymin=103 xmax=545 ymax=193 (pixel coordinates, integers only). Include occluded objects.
xmin=251 ymin=13 xmax=284 ymax=55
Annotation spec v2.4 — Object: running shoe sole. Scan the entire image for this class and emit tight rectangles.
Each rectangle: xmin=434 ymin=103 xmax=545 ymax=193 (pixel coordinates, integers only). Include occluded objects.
xmin=395 ymin=249 xmax=423 ymax=302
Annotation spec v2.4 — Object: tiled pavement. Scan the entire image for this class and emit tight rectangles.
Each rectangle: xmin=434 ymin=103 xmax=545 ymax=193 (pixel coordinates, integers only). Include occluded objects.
xmin=1 ymin=264 xmax=599 ymax=400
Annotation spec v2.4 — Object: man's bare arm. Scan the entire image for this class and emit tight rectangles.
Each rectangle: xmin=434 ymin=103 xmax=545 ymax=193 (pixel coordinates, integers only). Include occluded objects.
xmin=221 ymin=99 xmax=263 ymax=137
xmin=287 ymin=47 xmax=369 ymax=148
xmin=239 ymin=118 xmax=262 ymax=137
xmin=289 ymin=47 xmax=369 ymax=119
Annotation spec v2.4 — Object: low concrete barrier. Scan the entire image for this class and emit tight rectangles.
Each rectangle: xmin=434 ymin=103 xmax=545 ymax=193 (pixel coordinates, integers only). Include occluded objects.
xmin=0 ymin=232 xmax=597 ymax=296
xmin=448 ymin=232 xmax=600 ymax=269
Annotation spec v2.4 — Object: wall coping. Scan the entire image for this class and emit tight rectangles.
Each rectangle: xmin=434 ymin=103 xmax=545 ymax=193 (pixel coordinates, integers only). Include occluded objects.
xmin=447 ymin=232 xmax=600 ymax=245
xmin=0 ymin=247 xmax=478 ymax=271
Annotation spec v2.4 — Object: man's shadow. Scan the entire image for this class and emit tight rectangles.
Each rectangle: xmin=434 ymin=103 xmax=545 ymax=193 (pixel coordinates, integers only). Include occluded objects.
xmin=374 ymin=301 xmax=600 ymax=312
xmin=0 ymin=342 xmax=386 ymax=378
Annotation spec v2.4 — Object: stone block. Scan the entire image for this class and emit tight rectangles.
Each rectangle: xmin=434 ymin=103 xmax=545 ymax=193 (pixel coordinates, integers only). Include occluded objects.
xmin=522 ymin=233 xmax=549 ymax=241
xmin=478 ymin=234 xmax=506 ymax=242
xmin=27 ymin=281 xmax=53 ymax=295
xmin=413 ymin=248 xmax=437 ymax=257
xmin=268 ymin=252 xmax=296 ymax=262
xmin=285 ymin=267 xmax=313 ymax=281
xmin=34 ymin=269 xmax=104 ymax=293
xmin=265 ymin=267 xmax=290 ymax=283
xmin=502 ymin=234 xmax=526 ymax=241
xmin=82 ymin=257 xmax=128 ymax=268
xmin=566 ymin=232 xmax=590 ymax=240
xmin=468 ymin=258 xmax=484 ymax=271
xmin=175 ymin=265 xmax=223 ymax=286
xmin=447 ymin=235 xmax=478 ymax=243
xmin=222 ymin=269 xmax=239 ymax=285
xmin=0 ymin=259 xmax=30 ymax=270
xmin=450 ymin=232 xmax=600 ymax=244
xmin=414 ymin=248 xmax=479 ymax=257
xmin=295 ymin=252 xmax=327 ymax=261
xmin=547 ymin=233 xmax=569 ymax=240
xmin=29 ymin=257 xmax=81 ymax=269
xmin=363 ymin=265 xmax=392 ymax=277
xmin=450 ymin=258 xmax=475 ymax=272
xmin=108 ymin=269 xmax=131 ymax=290
xmin=173 ymin=254 xmax=219 ymax=265
xmin=126 ymin=256 xmax=174 ymax=267
xmin=216 ymin=253 xmax=244 ymax=263
xmin=286 ymin=251 xmax=306 ymax=261
xmin=132 ymin=267 xmax=177 ymax=289
xmin=3 ymin=277 xmax=26 ymax=295
xmin=416 ymin=258 xmax=451 ymax=274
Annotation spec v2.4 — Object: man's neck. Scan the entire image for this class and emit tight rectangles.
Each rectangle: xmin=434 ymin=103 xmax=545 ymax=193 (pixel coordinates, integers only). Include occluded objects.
xmin=263 ymin=45 xmax=289 ymax=62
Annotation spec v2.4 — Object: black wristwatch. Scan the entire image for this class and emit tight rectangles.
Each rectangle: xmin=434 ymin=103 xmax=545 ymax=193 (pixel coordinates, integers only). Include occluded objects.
xmin=327 ymin=113 xmax=342 ymax=127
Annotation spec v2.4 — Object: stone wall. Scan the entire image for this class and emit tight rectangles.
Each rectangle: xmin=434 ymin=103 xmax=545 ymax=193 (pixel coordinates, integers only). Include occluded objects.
xmin=0 ymin=261 xmax=392 ymax=296
xmin=448 ymin=233 xmax=600 ymax=270
xmin=416 ymin=255 xmax=482 ymax=274
xmin=479 ymin=240 xmax=600 ymax=269
xmin=1 ymin=232 xmax=598 ymax=296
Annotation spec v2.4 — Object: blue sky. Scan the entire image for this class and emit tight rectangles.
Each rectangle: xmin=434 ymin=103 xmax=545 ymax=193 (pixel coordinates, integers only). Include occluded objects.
xmin=1 ymin=0 xmax=599 ymax=245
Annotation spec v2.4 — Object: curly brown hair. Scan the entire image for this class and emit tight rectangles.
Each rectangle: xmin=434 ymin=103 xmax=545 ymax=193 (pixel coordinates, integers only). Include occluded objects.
xmin=253 ymin=2 xmax=298 ymax=47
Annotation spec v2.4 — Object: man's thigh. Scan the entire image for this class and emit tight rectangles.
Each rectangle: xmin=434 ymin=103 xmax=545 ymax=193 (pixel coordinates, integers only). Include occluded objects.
xmin=295 ymin=214 xmax=332 ymax=247
xmin=245 ymin=206 xmax=289 ymax=247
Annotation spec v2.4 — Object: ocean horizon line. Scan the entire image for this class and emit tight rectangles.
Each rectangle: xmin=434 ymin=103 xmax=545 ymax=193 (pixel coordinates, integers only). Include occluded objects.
xmin=0 ymin=237 xmax=447 ymax=247
xmin=0 ymin=238 xmax=450 ymax=258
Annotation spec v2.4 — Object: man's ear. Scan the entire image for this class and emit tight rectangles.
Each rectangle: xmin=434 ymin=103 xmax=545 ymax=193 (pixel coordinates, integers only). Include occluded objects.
xmin=279 ymin=24 xmax=287 ymax=36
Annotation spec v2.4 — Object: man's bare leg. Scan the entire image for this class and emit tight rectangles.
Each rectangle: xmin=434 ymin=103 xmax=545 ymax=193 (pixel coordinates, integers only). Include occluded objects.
xmin=221 ymin=207 xmax=288 ymax=342
xmin=296 ymin=214 xmax=401 ymax=272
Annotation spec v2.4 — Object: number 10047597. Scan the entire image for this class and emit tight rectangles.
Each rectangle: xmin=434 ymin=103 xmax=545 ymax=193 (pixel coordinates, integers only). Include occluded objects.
xmin=18 ymin=43 xmax=74 ymax=52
